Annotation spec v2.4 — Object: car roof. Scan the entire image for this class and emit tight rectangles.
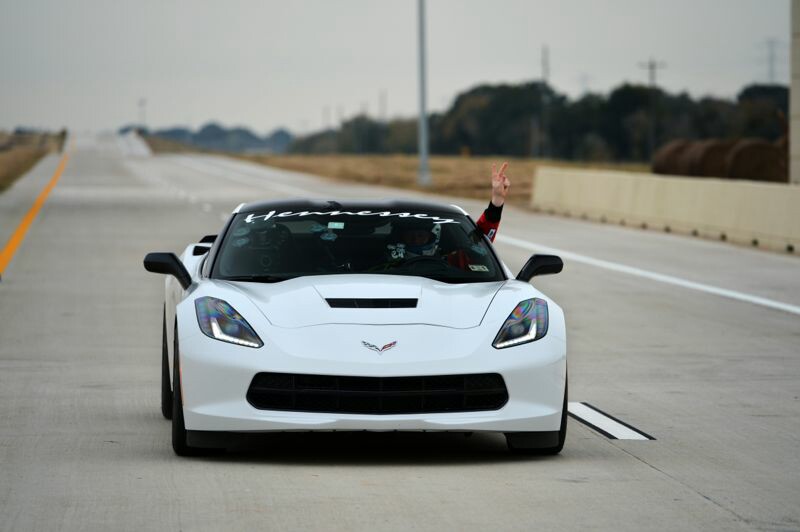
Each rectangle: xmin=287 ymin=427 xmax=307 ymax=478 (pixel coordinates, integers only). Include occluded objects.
xmin=236 ymin=198 xmax=466 ymax=216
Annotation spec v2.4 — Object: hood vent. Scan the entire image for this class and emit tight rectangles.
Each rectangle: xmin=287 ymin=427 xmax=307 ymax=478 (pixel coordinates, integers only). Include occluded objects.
xmin=326 ymin=298 xmax=418 ymax=309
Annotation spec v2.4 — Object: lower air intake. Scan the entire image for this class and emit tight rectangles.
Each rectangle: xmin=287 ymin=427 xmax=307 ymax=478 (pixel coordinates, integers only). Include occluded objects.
xmin=246 ymin=372 xmax=508 ymax=415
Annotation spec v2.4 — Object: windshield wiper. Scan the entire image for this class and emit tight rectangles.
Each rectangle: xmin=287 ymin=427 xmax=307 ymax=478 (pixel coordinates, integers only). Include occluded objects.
xmin=221 ymin=275 xmax=292 ymax=283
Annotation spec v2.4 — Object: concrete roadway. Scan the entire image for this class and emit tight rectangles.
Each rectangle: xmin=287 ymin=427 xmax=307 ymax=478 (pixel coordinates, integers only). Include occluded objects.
xmin=0 ymin=133 xmax=798 ymax=531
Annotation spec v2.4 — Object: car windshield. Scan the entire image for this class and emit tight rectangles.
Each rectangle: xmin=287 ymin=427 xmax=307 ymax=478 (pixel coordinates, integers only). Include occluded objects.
xmin=211 ymin=208 xmax=505 ymax=283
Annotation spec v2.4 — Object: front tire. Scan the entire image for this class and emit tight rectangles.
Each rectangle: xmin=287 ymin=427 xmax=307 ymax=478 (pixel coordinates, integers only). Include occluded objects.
xmin=172 ymin=328 xmax=196 ymax=456
xmin=161 ymin=308 xmax=172 ymax=420
xmin=506 ymin=380 xmax=568 ymax=455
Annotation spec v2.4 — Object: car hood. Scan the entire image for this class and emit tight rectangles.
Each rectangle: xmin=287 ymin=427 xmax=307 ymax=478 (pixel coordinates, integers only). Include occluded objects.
xmin=226 ymin=274 xmax=506 ymax=329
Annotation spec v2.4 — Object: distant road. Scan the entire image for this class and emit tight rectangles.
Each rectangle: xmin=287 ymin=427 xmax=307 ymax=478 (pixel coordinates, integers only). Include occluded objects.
xmin=0 ymin=133 xmax=798 ymax=531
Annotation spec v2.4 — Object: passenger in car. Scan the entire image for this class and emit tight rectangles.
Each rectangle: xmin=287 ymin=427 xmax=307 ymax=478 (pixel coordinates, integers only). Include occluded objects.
xmin=385 ymin=162 xmax=510 ymax=269
xmin=476 ymin=161 xmax=510 ymax=243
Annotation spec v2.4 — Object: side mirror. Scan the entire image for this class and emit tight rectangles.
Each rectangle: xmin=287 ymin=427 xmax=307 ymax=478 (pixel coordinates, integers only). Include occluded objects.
xmin=144 ymin=252 xmax=192 ymax=289
xmin=516 ymin=254 xmax=563 ymax=282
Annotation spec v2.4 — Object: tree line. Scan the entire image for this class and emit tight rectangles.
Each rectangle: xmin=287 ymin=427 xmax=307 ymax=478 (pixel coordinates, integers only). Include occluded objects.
xmin=290 ymin=82 xmax=788 ymax=163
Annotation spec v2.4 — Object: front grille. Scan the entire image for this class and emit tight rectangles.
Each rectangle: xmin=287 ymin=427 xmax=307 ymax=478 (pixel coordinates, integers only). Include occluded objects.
xmin=246 ymin=372 xmax=508 ymax=415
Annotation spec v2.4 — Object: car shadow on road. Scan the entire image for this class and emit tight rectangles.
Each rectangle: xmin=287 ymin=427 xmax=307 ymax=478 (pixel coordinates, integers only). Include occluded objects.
xmin=191 ymin=431 xmax=559 ymax=465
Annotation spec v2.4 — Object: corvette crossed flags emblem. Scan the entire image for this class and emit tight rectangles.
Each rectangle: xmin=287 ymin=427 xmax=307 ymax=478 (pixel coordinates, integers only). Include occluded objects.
xmin=361 ymin=340 xmax=397 ymax=354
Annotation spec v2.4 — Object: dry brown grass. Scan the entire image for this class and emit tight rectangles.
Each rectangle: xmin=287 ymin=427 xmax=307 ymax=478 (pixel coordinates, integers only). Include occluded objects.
xmin=0 ymin=145 xmax=49 ymax=191
xmin=0 ymin=132 xmax=65 ymax=191
xmin=235 ymin=154 xmax=649 ymax=207
xmin=144 ymin=135 xmax=206 ymax=154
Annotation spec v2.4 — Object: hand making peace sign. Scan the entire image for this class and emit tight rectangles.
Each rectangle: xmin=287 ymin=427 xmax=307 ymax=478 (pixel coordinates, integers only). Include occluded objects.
xmin=491 ymin=161 xmax=511 ymax=207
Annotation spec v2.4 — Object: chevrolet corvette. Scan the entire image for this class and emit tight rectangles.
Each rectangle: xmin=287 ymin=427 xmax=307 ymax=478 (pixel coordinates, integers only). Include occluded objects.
xmin=144 ymin=199 xmax=566 ymax=456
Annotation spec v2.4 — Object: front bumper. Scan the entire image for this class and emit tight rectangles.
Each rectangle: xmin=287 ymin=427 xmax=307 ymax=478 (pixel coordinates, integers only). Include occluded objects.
xmin=177 ymin=323 xmax=566 ymax=434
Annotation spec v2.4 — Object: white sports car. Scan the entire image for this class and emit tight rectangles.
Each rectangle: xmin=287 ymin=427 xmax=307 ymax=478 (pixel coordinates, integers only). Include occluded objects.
xmin=144 ymin=199 xmax=566 ymax=456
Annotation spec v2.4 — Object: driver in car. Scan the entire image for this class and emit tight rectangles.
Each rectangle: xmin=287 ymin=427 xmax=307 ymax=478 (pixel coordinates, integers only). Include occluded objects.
xmin=387 ymin=162 xmax=511 ymax=267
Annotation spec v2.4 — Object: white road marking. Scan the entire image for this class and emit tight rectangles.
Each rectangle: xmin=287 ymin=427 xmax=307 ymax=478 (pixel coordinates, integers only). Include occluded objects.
xmin=568 ymin=402 xmax=652 ymax=440
xmin=496 ymin=234 xmax=800 ymax=316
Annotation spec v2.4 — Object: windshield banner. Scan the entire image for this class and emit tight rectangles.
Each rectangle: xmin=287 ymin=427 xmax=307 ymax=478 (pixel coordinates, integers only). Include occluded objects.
xmin=244 ymin=210 xmax=458 ymax=224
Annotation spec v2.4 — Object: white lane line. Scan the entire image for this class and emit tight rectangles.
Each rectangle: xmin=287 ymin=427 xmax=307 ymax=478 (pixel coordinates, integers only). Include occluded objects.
xmin=496 ymin=234 xmax=800 ymax=316
xmin=568 ymin=402 xmax=653 ymax=440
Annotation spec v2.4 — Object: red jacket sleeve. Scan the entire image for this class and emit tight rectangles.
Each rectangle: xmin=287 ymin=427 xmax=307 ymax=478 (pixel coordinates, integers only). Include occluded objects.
xmin=475 ymin=201 xmax=503 ymax=242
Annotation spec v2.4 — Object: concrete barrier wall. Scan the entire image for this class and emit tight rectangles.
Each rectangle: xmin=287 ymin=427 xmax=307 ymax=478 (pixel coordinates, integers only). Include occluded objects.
xmin=531 ymin=166 xmax=800 ymax=253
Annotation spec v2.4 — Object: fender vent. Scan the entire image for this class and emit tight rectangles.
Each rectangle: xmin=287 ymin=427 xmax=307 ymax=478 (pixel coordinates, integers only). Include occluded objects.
xmin=326 ymin=298 xmax=417 ymax=308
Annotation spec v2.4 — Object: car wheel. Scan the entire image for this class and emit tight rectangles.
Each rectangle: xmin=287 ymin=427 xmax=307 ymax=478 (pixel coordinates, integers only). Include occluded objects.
xmin=171 ymin=326 xmax=225 ymax=456
xmin=161 ymin=307 xmax=172 ymax=420
xmin=505 ymin=379 xmax=568 ymax=455
xmin=172 ymin=327 xmax=198 ymax=456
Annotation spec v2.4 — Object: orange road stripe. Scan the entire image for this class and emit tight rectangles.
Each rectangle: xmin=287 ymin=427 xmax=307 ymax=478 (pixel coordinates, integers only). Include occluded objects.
xmin=0 ymin=151 xmax=70 ymax=278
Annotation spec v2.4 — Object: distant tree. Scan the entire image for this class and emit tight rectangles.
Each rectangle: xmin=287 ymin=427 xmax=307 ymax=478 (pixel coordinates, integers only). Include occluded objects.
xmin=288 ymin=130 xmax=338 ymax=154
xmin=265 ymin=129 xmax=293 ymax=153
xmin=735 ymin=84 xmax=788 ymax=141
xmin=384 ymin=119 xmax=418 ymax=154
xmin=284 ymin=81 xmax=789 ymax=162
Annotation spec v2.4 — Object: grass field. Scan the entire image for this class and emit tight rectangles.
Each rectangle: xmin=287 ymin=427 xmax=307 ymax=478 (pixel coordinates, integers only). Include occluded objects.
xmin=143 ymin=135 xmax=203 ymax=154
xmin=0 ymin=147 xmax=49 ymax=191
xmin=0 ymin=131 xmax=64 ymax=192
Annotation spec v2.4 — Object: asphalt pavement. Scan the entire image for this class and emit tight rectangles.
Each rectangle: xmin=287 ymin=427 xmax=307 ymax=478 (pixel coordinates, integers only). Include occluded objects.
xmin=0 ymin=133 xmax=798 ymax=531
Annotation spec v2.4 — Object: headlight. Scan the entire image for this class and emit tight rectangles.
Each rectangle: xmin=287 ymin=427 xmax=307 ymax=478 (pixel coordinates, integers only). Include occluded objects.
xmin=194 ymin=297 xmax=263 ymax=348
xmin=492 ymin=298 xmax=548 ymax=349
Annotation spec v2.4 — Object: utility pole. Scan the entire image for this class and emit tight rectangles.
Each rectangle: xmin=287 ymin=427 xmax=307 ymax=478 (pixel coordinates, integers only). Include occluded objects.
xmin=323 ymin=106 xmax=331 ymax=130
xmin=639 ymin=57 xmax=666 ymax=86
xmin=578 ymin=73 xmax=591 ymax=94
xmin=336 ymin=105 xmax=344 ymax=127
xmin=378 ymin=89 xmax=388 ymax=123
xmin=767 ymin=38 xmax=777 ymax=82
xmin=138 ymin=98 xmax=147 ymax=131
xmin=540 ymin=44 xmax=550 ymax=159
xmin=417 ymin=0 xmax=431 ymax=186
xmin=638 ymin=57 xmax=666 ymax=160
xmin=763 ymin=38 xmax=783 ymax=83
xmin=791 ymin=1 xmax=800 ymax=185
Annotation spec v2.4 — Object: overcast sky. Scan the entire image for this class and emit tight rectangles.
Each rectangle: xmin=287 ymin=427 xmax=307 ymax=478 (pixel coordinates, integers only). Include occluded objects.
xmin=0 ymin=0 xmax=790 ymax=134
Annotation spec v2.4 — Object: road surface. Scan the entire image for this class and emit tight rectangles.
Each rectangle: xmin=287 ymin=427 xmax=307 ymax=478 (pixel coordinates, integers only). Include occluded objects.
xmin=1 ymin=133 xmax=798 ymax=531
